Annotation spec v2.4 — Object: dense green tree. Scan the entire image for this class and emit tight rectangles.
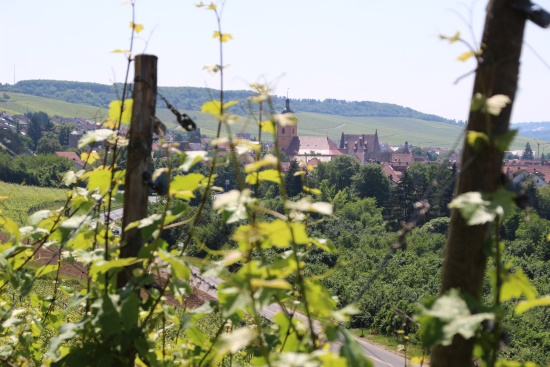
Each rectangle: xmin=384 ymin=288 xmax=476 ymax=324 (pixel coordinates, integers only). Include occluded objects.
xmin=56 ymin=122 xmax=73 ymax=148
xmin=351 ymin=163 xmax=390 ymax=206
xmin=522 ymin=142 xmax=534 ymax=160
xmin=26 ymin=111 xmax=52 ymax=149
xmin=426 ymin=161 xmax=457 ymax=218
xmin=314 ymin=155 xmax=359 ymax=192
xmin=36 ymin=131 xmax=62 ymax=154
xmin=284 ymin=159 xmax=303 ymax=197
xmin=536 ymin=185 xmax=550 ymax=220
xmin=0 ymin=152 xmax=73 ymax=187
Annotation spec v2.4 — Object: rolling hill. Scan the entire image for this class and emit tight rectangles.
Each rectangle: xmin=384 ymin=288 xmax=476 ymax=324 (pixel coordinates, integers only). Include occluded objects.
xmin=0 ymin=90 xmax=536 ymax=151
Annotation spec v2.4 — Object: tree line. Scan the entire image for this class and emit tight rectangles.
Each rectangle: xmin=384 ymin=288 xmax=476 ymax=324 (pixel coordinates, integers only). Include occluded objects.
xmin=1 ymin=80 xmax=462 ymax=125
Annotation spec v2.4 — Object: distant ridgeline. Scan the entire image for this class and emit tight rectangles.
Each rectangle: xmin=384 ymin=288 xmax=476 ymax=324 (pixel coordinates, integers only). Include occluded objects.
xmin=1 ymin=80 xmax=460 ymax=125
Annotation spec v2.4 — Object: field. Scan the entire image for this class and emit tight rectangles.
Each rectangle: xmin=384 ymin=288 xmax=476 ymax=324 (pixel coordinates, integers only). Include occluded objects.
xmin=1 ymin=92 xmax=534 ymax=150
xmin=0 ymin=92 xmax=107 ymax=120
xmin=0 ymin=181 xmax=68 ymax=225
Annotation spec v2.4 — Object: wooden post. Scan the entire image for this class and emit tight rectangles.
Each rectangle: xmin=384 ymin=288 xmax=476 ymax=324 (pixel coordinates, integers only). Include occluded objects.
xmin=118 ymin=54 xmax=157 ymax=289
xmin=431 ymin=1 xmax=527 ymax=365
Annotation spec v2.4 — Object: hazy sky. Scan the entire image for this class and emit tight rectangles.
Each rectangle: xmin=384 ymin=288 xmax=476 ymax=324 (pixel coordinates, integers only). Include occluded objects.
xmin=1 ymin=0 xmax=549 ymax=123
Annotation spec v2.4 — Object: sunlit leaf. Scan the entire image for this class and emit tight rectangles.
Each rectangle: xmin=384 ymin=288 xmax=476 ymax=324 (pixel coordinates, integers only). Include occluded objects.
xmin=515 ymin=295 xmax=550 ymax=314
xmin=416 ymin=289 xmax=494 ymax=346
xmin=85 ymin=168 xmax=112 ymax=195
xmin=170 ymin=173 xmax=205 ymax=200
xmin=466 ymin=131 xmax=489 ymax=151
xmin=499 ymin=268 xmax=537 ymax=302
xmin=449 ymin=189 xmax=515 ymax=225
xmin=245 ymin=154 xmax=278 ymax=173
xmin=35 ymin=264 xmax=59 ymax=278
xmin=245 ymin=169 xmax=281 ymax=185
xmin=212 ymin=31 xmax=233 ymax=43
xmin=260 ymin=120 xmax=275 ymax=135
xmin=108 ymin=99 xmax=133 ymax=125
xmin=78 ymin=129 xmax=115 ymax=149
xmin=129 ymin=22 xmax=144 ymax=33
xmin=89 ymin=258 xmax=142 ymax=277
xmin=457 ymin=51 xmax=474 ymax=62
xmin=180 ymin=151 xmax=209 ymax=172
xmin=81 ymin=151 xmax=100 ymax=164
xmin=486 ymin=94 xmax=511 ymax=116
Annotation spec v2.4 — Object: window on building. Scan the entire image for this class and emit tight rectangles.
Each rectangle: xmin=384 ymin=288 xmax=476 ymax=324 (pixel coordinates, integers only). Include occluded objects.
xmin=282 ymin=128 xmax=285 ymax=134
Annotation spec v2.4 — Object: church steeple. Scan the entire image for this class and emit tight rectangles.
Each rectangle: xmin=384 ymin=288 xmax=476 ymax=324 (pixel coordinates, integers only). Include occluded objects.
xmin=282 ymin=89 xmax=293 ymax=114
xmin=278 ymin=89 xmax=297 ymax=151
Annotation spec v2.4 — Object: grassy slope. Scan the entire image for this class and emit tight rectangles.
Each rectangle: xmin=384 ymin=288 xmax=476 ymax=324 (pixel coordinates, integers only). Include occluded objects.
xmin=0 ymin=92 xmax=107 ymax=120
xmin=0 ymin=181 xmax=67 ymax=225
xmin=1 ymin=92 xmax=533 ymax=150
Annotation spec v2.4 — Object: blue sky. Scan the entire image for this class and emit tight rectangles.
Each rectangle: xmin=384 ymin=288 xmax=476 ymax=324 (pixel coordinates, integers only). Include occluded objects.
xmin=1 ymin=0 xmax=549 ymax=123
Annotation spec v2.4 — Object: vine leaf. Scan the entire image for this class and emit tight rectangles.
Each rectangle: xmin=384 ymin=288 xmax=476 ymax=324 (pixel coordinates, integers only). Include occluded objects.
xmin=212 ymin=31 xmax=233 ymax=43
xmin=449 ymin=189 xmax=515 ymax=225
xmin=515 ymin=295 xmax=550 ymax=314
xmin=417 ymin=289 xmax=494 ymax=347
xmin=129 ymin=22 xmax=144 ymax=33
xmin=457 ymin=51 xmax=474 ymax=62
xmin=497 ymin=267 xmax=537 ymax=302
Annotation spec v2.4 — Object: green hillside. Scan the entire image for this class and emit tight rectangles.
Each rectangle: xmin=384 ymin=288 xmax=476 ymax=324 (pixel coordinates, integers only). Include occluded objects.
xmin=0 ymin=92 xmax=533 ymax=150
xmin=0 ymin=92 xmax=107 ymax=120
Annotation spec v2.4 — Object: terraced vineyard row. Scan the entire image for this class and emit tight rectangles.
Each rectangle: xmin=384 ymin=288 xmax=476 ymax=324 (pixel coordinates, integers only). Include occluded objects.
xmin=0 ymin=181 xmax=67 ymax=225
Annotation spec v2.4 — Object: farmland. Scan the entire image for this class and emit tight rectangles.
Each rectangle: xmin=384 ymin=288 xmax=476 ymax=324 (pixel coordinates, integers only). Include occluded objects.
xmin=0 ymin=181 xmax=67 ymax=225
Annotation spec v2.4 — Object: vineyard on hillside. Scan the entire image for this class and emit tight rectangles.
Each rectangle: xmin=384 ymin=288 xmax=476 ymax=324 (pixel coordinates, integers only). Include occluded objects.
xmin=0 ymin=181 xmax=67 ymax=225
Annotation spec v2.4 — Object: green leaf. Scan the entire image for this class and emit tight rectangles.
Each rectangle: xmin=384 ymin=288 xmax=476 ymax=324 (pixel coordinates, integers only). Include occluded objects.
xmin=495 ymin=361 xmax=540 ymax=367
xmin=449 ymin=189 xmax=514 ymax=225
xmin=245 ymin=169 xmax=281 ymax=185
xmin=338 ymin=328 xmax=374 ymax=367
xmin=466 ymin=131 xmax=489 ymax=151
xmin=158 ymin=250 xmax=191 ymax=281
xmin=85 ymin=168 xmax=112 ymax=195
xmin=170 ymin=173 xmax=205 ymax=200
xmin=35 ymin=264 xmax=59 ymax=278
xmin=108 ymin=99 xmax=133 ymax=125
xmin=260 ymin=120 xmax=275 ymax=135
xmin=515 ymin=295 xmax=550 ymax=314
xmin=494 ymin=130 xmax=518 ymax=152
xmin=304 ymin=279 xmax=337 ymax=317
xmin=500 ymin=268 xmax=537 ymax=302
xmin=201 ymin=100 xmax=222 ymax=116
xmin=89 ymin=258 xmax=142 ymax=278
xmin=28 ymin=210 xmax=51 ymax=227
xmin=0 ymin=216 xmax=20 ymax=242
xmin=212 ymin=327 xmax=255 ymax=365
xmin=416 ymin=289 xmax=494 ymax=346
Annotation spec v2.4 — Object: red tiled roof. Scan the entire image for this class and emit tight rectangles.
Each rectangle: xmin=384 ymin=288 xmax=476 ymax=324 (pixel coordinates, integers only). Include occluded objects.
xmin=54 ymin=151 xmax=84 ymax=167
xmin=381 ymin=163 xmax=401 ymax=184
xmin=503 ymin=164 xmax=550 ymax=183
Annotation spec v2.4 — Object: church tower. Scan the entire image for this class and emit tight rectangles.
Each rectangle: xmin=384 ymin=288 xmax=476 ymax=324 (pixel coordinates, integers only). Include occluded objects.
xmin=277 ymin=93 xmax=297 ymax=151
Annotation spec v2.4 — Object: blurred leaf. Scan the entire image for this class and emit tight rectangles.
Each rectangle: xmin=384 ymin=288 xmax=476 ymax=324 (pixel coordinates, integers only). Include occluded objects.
xmin=457 ymin=51 xmax=474 ymax=62
xmin=515 ymin=295 xmax=550 ymax=315
xmin=499 ymin=268 xmax=537 ymax=302
xmin=79 ymin=129 xmax=115 ymax=149
xmin=494 ymin=130 xmax=518 ymax=152
xmin=129 ymin=22 xmax=144 ymax=33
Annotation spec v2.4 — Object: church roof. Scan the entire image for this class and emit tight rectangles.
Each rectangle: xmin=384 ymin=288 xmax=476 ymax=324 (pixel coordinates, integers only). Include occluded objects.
xmin=285 ymin=136 xmax=342 ymax=157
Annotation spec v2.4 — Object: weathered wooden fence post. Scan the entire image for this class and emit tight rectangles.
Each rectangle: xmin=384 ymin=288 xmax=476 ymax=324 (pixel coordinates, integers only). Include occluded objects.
xmin=118 ymin=54 xmax=157 ymax=289
xmin=431 ymin=1 xmax=527 ymax=365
